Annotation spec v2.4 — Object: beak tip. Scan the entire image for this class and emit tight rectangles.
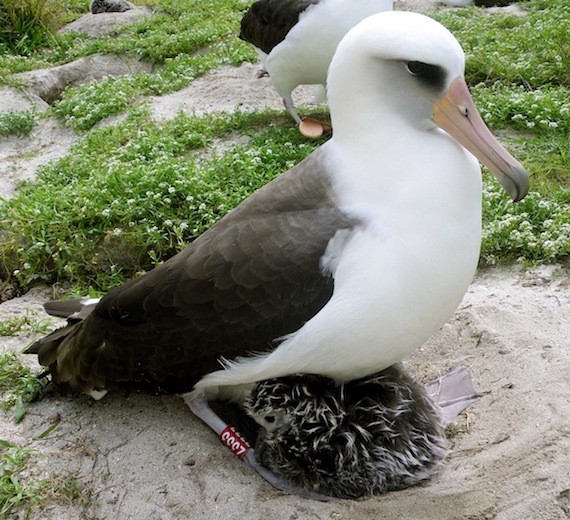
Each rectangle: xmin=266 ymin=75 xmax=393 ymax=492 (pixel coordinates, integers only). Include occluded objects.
xmin=509 ymin=164 xmax=530 ymax=203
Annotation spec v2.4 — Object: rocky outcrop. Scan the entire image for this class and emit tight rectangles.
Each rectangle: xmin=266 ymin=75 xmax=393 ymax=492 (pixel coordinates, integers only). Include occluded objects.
xmin=58 ymin=6 xmax=152 ymax=38
xmin=17 ymin=54 xmax=153 ymax=104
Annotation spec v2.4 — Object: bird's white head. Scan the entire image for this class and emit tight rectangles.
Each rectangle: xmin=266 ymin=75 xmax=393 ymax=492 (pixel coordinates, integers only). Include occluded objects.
xmin=327 ymin=11 xmax=528 ymax=202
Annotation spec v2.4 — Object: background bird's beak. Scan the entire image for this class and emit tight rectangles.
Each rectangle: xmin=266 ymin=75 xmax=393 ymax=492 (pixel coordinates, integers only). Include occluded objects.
xmin=434 ymin=77 xmax=529 ymax=202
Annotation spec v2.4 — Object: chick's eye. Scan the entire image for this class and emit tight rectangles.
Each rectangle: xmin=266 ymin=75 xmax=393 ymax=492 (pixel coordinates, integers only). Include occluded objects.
xmin=265 ymin=415 xmax=275 ymax=424
xmin=407 ymin=61 xmax=427 ymax=76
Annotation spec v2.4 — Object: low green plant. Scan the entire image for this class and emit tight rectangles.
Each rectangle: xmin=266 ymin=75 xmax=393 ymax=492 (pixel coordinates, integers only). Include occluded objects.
xmin=0 ymin=440 xmax=90 ymax=516
xmin=471 ymin=84 xmax=570 ymax=189
xmin=0 ymin=352 xmax=46 ymax=422
xmin=0 ymin=0 xmax=567 ymax=295
xmin=472 ymin=84 xmax=569 ymax=135
xmin=0 ymin=109 xmax=325 ymax=290
xmin=0 ymin=103 xmax=567 ymax=293
xmin=481 ymin=176 xmax=569 ymax=264
xmin=52 ymin=45 xmax=252 ymax=130
xmin=0 ymin=0 xmax=65 ymax=54
xmin=0 ymin=440 xmax=41 ymax=516
xmin=435 ymin=0 xmax=570 ymax=88
xmin=0 ymin=312 xmax=51 ymax=336
xmin=0 ymin=109 xmax=35 ymax=137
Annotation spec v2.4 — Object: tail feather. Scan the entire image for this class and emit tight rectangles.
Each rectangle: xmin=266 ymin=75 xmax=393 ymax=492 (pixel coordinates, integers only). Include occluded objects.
xmin=44 ymin=300 xmax=83 ymax=318
xmin=24 ymin=299 xmax=98 ymax=387
xmin=44 ymin=298 xmax=100 ymax=320
xmin=25 ymin=322 xmax=82 ymax=366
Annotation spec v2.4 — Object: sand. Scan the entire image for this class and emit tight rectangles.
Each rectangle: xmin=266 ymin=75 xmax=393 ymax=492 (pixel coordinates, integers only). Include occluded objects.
xmin=1 ymin=2 xmax=569 ymax=518
xmin=1 ymin=267 xmax=568 ymax=519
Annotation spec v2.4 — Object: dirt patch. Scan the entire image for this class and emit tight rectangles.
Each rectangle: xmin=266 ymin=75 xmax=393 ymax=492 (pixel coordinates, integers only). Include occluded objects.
xmin=0 ymin=116 xmax=76 ymax=199
xmin=149 ymin=62 xmax=321 ymax=121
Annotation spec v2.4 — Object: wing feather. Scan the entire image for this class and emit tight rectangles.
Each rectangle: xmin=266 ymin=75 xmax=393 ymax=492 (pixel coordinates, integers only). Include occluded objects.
xmin=30 ymin=149 xmax=359 ymax=393
xmin=240 ymin=0 xmax=321 ymax=54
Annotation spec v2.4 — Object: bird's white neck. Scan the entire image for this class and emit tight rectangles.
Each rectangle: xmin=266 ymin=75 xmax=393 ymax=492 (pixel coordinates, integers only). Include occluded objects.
xmin=326 ymin=51 xmax=480 ymax=224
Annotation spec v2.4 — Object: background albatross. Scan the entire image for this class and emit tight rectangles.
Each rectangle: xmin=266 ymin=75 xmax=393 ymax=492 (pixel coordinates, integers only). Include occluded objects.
xmin=239 ymin=0 xmax=393 ymax=136
xmin=28 ymin=11 xmax=528 ymax=495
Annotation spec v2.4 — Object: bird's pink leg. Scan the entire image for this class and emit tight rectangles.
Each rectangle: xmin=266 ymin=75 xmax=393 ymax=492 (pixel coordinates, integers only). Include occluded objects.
xmin=282 ymin=96 xmax=302 ymax=125
xmin=182 ymin=393 xmax=335 ymax=501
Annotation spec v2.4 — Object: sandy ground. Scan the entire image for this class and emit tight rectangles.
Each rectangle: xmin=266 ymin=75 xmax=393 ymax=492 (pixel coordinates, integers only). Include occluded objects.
xmin=1 ymin=267 xmax=568 ymax=519
xmin=1 ymin=2 xmax=569 ymax=519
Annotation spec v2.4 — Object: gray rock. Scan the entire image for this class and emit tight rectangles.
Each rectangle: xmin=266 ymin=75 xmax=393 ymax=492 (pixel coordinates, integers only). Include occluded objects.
xmin=58 ymin=7 xmax=152 ymax=38
xmin=17 ymin=54 xmax=153 ymax=104
xmin=0 ymin=87 xmax=48 ymax=115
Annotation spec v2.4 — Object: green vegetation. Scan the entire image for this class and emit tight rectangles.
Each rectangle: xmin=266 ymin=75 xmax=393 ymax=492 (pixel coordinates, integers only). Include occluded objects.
xmin=0 ymin=109 xmax=36 ymax=136
xmin=0 ymin=349 xmax=89 ymax=516
xmin=0 ymin=0 xmax=568 ymax=295
xmin=0 ymin=0 xmax=85 ymax=55
xmin=433 ymin=0 xmax=570 ymax=264
xmin=433 ymin=0 xmax=569 ymax=190
xmin=0 ymin=0 xmax=256 ymax=84
xmin=0 ymin=312 xmax=51 ymax=336
xmin=0 ymin=352 xmax=46 ymax=422
xmin=0 ymin=440 xmax=89 ymax=517
xmin=434 ymin=1 xmax=569 ymax=88
xmin=52 ymin=45 xmax=253 ymax=130
xmin=0 ymin=109 xmax=325 ymax=289
xmin=0 ymin=440 xmax=41 ymax=516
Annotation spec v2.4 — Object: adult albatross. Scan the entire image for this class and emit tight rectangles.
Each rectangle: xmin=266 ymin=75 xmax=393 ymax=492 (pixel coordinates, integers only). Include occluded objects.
xmin=239 ymin=0 xmax=393 ymax=136
xmin=28 ymin=12 xmax=528 ymax=496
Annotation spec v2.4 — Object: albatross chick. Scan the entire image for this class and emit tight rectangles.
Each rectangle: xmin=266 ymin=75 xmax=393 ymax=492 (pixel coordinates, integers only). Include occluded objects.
xmin=245 ymin=365 xmax=449 ymax=498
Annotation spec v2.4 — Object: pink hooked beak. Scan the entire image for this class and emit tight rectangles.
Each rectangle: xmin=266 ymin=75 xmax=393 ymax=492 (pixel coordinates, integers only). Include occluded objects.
xmin=434 ymin=77 xmax=529 ymax=202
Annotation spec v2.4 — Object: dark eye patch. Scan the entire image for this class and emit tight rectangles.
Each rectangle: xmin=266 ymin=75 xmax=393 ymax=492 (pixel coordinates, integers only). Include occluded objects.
xmin=407 ymin=61 xmax=427 ymax=75
xmin=406 ymin=61 xmax=446 ymax=91
xmin=265 ymin=415 xmax=275 ymax=423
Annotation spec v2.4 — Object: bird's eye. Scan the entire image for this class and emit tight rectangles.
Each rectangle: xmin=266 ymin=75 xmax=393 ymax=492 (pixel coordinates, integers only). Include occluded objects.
xmin=265 ymin=415 xmax=275 ymax=423
xmin=407 ymin=61 xmax=428 ymax=76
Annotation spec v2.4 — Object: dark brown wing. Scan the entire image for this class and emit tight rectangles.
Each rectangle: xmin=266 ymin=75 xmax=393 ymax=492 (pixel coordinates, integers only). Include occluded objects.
xmin=28 ymin=149 xmax=358 ymax=394
xmin=240 ymin=0 xmax=321 ymax=54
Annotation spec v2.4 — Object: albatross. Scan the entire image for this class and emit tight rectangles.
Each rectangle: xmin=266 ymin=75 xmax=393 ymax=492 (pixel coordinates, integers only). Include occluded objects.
xmin=239 ymin=0 xmax=393 ymax=136
xmin=28 ymin=11 xmax=528 ymax=497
